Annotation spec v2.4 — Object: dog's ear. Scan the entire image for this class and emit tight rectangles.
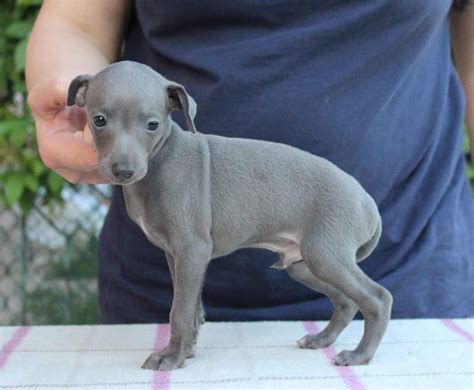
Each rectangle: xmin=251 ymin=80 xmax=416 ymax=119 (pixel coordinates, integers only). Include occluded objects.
xmin=67 ymin=75 xmax=92 ymax=107
xmin=167 ymin=83 xmax=197 ymax=133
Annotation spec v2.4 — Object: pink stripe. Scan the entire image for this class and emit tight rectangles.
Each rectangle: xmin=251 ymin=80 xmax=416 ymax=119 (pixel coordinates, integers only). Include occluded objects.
xmin=152 ymin=323 xmax=171 ymax=390
xmin=303 ymin=321 xmax=365 ymax=390
xmin=0 ymin=326 xmax=31 ymax=369
xmin=441 ymin=319 xmax=474 ymax=342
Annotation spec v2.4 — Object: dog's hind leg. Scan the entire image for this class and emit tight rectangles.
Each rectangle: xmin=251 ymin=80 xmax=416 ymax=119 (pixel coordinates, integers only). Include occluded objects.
xmin=286 ymin=261 xmax=358 ymax=349
xmin=300 ymin=233 xmax=392 ymax=366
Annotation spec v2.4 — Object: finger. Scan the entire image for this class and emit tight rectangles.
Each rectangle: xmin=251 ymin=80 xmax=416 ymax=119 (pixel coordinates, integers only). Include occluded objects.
xmin=28 ymin=78 xmax=70 ymax=119
xmin=55 ymin=132 xmax=97 ymax=172
xmin=38 ymin=124 xmax=98 ymax=172
xmin=54 ymin=106 xmax=94 ymax=144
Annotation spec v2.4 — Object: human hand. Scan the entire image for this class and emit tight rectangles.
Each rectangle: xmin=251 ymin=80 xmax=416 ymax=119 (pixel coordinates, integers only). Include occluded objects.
xmin=28 ymin=77 xmax=108 ymax=184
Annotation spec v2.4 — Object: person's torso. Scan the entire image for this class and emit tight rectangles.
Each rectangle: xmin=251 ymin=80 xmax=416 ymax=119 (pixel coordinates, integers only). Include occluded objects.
xmin=99 ymin=0 xmax=473 ymax=321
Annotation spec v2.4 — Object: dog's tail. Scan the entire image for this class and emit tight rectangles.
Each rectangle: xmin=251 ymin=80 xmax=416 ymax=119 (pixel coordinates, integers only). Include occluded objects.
xmin=356 ymin=213 xmax=382 ymax=263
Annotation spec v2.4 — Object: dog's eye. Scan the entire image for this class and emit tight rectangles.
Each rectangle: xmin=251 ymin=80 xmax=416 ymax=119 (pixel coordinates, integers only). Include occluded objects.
xmin=93 ymin=115 xmax=107 ymax=128
xmin=147 ymin=121 xmax=159 ymax=131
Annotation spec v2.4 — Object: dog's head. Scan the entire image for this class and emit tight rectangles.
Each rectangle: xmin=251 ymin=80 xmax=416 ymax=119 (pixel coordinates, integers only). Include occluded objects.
xmin=67 ymin=61 xmax=197 ymax=184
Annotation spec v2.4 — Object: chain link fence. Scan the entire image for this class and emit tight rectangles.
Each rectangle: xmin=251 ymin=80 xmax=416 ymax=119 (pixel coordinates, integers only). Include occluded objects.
xmin=0 ymin=184 xmax=110 ymax=325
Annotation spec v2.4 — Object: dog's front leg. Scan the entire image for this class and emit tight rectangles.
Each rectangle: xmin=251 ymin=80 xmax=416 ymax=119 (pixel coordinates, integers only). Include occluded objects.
xmin=142 ymin=246 xmax=211 ymax=371
xmin=160 ymin=251 xmax=205 ymax=359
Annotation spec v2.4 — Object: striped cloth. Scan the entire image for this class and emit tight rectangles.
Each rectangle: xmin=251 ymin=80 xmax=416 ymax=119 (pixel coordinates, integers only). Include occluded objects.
xmin=1 ymin=319 xmax=473 ymax=389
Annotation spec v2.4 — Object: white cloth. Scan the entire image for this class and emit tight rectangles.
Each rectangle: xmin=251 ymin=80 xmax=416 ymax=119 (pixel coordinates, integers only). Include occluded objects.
xmin=0 ymin=319 xmax=473 ymax=389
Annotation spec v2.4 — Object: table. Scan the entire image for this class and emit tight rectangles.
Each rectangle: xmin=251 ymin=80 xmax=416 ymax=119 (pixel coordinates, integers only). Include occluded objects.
xmin=1 ymin=319 xmax=473 ymax=389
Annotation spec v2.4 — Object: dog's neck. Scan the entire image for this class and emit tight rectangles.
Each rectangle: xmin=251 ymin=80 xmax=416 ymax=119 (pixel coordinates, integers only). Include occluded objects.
xmin=138 ymin=120 xmax=192 ymax=184
xmin=121 ymin=119 xmax=198 ymax=220
xmin=148 ymin=120 xmax=176 ymax=160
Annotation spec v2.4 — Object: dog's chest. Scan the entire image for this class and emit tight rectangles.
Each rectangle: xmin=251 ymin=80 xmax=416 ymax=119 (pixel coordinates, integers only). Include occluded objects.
xmin=122 ymin=185 xmax=169 ymax=248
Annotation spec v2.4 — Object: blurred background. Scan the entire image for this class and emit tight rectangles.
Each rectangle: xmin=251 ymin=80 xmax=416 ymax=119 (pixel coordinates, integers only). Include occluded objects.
xmin=0 ymin=0 xmax=473 ymax=326
xmin=0 ymin=0 xmax=109 ymax=325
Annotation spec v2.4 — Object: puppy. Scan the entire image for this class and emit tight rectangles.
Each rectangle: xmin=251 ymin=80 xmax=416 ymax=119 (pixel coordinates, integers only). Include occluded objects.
xmin=67 ymin=61 xmax=392 ymax=370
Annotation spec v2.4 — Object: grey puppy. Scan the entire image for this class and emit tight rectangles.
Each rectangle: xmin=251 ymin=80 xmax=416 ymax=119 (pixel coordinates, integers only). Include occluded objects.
xmin=67 ymin=61 xmax=392 ymax=371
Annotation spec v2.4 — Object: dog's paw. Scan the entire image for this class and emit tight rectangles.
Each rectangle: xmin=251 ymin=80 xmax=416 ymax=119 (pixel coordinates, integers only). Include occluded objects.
xmin=297 ymin=334 xmax=333 ymax=349
xmin=141 ymin=352 xmax=185 ymax=371
xmin=333 ymin=350 xmax=371 ymax=366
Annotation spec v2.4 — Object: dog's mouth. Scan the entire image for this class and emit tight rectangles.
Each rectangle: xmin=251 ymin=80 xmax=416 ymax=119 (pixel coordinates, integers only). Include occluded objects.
xmin=110 ymin=169 xmax=147 ymax=185
xmin=99 ymin=163 xmax=147 ymax=185
xmin=110 ymin=176 xmax=138 ymax=185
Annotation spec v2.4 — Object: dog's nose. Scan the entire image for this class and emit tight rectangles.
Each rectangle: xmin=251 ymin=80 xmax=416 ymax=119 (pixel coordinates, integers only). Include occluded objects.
xmin=111 ymin=163 xmax=135 ymax=180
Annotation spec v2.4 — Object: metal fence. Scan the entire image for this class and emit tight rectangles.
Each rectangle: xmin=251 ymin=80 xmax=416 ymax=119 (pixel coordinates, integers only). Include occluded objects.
xmin=0 ymin=184 xmax=110 ymax=325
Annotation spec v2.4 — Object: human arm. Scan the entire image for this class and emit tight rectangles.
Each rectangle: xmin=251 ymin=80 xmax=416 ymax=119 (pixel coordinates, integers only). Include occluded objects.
xmin=26 ymin=0 xmax=131 ymax=183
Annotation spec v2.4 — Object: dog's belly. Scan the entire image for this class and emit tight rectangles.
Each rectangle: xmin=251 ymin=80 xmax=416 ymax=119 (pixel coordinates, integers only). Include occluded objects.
xmin=242 ymin=231 xmax=303 ymax=269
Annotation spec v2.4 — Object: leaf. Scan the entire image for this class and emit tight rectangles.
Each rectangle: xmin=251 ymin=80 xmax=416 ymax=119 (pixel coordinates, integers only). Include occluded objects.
xmin=463 ymin=131 xmax=469 ymax=153
xmin=0 ymin=57 xmax=7 ymax=99
xmin=47 ymin=171 xmax=64 ymax=194
xmin=9 ymin=127 xmax=27 ymax=148
xmin=4 ymin=173 xmax=25 ymax=207
xmin=22 ymin=148 xmax=36 ymax=161
xmin=466 ymin=163 xmax=474 ymax=180
xmin=14 ymin=38 xmax=28 ymax=73
xmin=5 ymin=21 xmax=32 ymax=39
xmin=0 ymin=120 xmax=20 ymax=136
xmin=13 ymin=77 xmax=26 ymax=92
xmin=3 ymin=56 xmax=16 ymax=85
xmin=18 ymin=190 xmax=35 ymax=214
xmin=23 ymin=173 xmax=39 ymax=191
xmin=16 ymin=0 xmax=43 ymax=7
xmin=31 ymin=159 xmax=45 ymax=175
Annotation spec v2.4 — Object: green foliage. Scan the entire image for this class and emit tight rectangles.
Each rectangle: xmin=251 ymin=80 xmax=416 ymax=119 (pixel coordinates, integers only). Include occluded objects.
xmin=25 ymin=231 xmax=101 ymax=325
xmin=0 ymin=1 xmax=100 ymax=326
xmin=26 ymin=287 xmax=100 ymax=325
xmin=0 ymin=0 xmax=66 ymax=214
